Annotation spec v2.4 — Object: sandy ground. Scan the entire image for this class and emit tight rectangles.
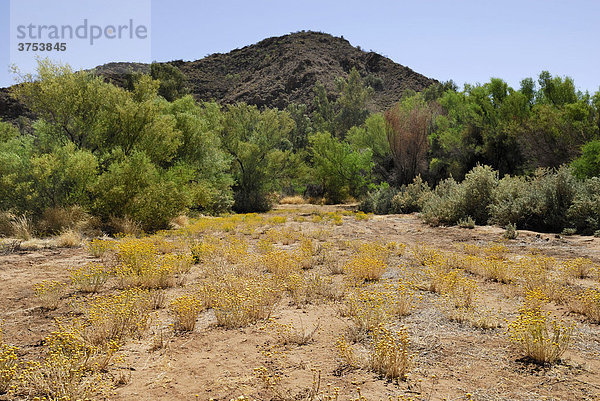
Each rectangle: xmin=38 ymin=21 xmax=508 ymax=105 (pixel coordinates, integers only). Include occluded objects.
xmin=1 ymin=205 xmax=600 ymax=401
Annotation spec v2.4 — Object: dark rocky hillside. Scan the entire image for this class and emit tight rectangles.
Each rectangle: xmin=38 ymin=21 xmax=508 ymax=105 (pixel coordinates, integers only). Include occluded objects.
xmin=1 ymin=31 xmax=436 ymax=124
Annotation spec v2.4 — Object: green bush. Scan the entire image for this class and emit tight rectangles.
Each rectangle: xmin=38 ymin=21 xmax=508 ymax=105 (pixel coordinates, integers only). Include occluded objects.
xmin=489 ymin=167 xmax=579 ymax=232
xmin=567 ymin=177 xmax=600 ymax=234
xmin=458 ymin=165 xmax=498 ymax=223
xmin=92 ymin=152 xmax=189 ymax=232
xmin=421 ymin=177 xmax=463 ymax=226
xmin=220 ymin=104 xmax=295 ymax=213
xmin=532 ymin=167 xmax=579 ymax=231
xmin=359 ymin=183 xmax=399 ymax=214
xmin=391 ymin=175 xmax=430 ymax=213
xmin=489 ymin=175 xmax=536 ymax=227
xmin=421 ymin=165 xmax=497 ymax=226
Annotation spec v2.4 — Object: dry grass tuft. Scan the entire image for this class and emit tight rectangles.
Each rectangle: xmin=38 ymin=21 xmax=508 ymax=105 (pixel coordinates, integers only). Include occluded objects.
xmin=11 ymin=214 xmax=33 ymax=240
xmin=279 ymin=195 xmax=306 ymax=205
xmin=109 ymin=216 xmax=142 ymax=237
xmin=54 ymin=228 xmax=83 ymax=248
xmin=170 ymin=215 xmax=190 ymax=230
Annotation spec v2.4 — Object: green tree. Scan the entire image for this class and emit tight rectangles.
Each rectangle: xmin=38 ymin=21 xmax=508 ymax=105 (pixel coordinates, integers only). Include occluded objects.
xmin=572 ymin=140 xmax=600 ymax=178
xmin=309 ymin=131 xmax=373 ymax=203
xmin=286 ymin=103 xmax=313 ymax=150
xmin=13 ymin=60 xmax=182 ymax=165
xmin=312 ymin=68 xmax=373 ymax=138
xmin=334 ymin=68 xmax=373 ymax=137
xmin=347 ymin=113 xmax=391 ymax=182
xmin=150 ymin=62 xmax=188 ymax=102
xmin=164 ymin=97 xmax=233 ymax=212
xmin=220 ymin=104 xmax=295 ymax=212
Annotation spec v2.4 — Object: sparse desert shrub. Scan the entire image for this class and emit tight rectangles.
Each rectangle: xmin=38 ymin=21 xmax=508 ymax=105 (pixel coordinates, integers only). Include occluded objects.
xmin=570 ymin=289 xmax=600 ymax=323
xmin=503 ymin=223 xmax=519 ymax=239
xmin=458 ymin=216 xmax=475 ymax=229
xmin=562 ymin=257 xmax=597 ymax=279
xmin=439 ymin=270 xmax=478 ymax=308
xmin=211 ymin=276 xmax=280 ymax=328
xmin=344 ymin=256 xmax=387 ymax=283
xmin=336 ymin=325 xmax=413 ymax=381
xmin=115 ymin=255 xmax=177 ymax=289
xmin=113 ymin=238 xmax=183 ymax=288
xmin=170 ymin=215 xmax=189 ymax=229
xmin=70 ymin=263 xmax=109 ymax=293
xmin=0 ymin=328 xmax=18 ymax=394
xmin=279 ymin=195 xmax=305 ymax=205
xmin=170 ymin=294 xmax=204 ymax=331
xmin=507 ymin=300 xmax=572 ymax=364
xmin=444 ymin=304 xmax=500 ymax=330
xmin=84 ymin=288 xmax=152 ymax=345
xmin=54 ymin=228 xmax=82 ymax=248
xmin=344 ymin=285 xmax=414 ymax=334
xmin=86 ymin=238 xmax=113 ymax=258
xmin=16 ymin=324 xmax=113 ymax=400
xmin=33 ymin=280 xmax=65 ymax=310
xmin=480 ymin=258 xmax=514 ymax=284
xmin=148 ymin=290 xmax=167 ymax=310
xmin=268 ymin=319 xmax=321 ymax=346
xmin=262 ymin=249 xmax=301 ymax=278
xmin=296 ymin=238 xmax=315 ymax=269
xmin=368 ymin=326 xmax=412 ymax=381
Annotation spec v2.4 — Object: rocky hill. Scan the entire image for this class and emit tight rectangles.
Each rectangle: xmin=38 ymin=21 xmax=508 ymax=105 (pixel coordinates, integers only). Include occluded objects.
xmin=1 ymin=31 xmax=436 ymax=124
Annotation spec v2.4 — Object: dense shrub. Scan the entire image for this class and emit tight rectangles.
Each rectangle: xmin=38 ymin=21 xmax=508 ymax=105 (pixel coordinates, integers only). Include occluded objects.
xmin=572 ymin=140 xmax=600 ymax=179
xmin=421 ymin=165 xmax=497 ymax=226
xmin=531 ymin=167 xmax=579 ymax=231
xmin=458 ymin=165 xmax=498 ymax=223
xmin=489 ymin=175 xmax=536 ymax=227
xmin=92 ymin=152 xmax=189 ymax=232
xmin=421 ymin=177 xmax=463 ymax=226
xmin=391 ymin=175 xmax=430 ymax=213
xmin=3 ymin=61 xmax=234 ymax=232
xmin=567 ymin=177 xmax=600 ymax=234
xmin=359 ymin=183 xmax=399 ymax=214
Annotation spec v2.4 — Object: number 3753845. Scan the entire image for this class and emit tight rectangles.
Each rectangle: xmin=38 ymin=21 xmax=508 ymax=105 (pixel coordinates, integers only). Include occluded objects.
xmin=17 ymin=42 xmax=67 ymax=51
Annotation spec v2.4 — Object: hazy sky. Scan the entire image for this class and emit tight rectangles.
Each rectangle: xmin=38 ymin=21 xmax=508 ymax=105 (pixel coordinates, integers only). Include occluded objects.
xmin=1 ymin=0 xmax=599 ymax=92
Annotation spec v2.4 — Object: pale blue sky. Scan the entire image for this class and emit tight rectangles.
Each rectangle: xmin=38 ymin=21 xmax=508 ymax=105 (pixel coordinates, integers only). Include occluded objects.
xmin=1 ymin=0 xmax=599 ymax=93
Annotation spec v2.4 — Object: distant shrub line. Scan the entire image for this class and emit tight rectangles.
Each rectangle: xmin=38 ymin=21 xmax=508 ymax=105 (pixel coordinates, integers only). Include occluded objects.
xmin=360 ymin=165 xmax=600 ymax=235
xmin=1 ymin=59 xmax=600 ymax=236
